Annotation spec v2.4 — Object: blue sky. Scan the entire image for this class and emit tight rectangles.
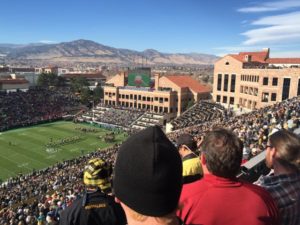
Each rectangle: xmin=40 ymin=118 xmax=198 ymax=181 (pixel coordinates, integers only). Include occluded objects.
xmin=1 ymin=0 xmax=300 ymax=57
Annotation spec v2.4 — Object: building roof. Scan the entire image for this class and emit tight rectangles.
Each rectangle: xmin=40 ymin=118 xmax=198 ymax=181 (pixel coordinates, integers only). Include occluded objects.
xmin=165 ymin=75 xmax=211 ymax=93
xmin=0 ymin=79 xmax=29 ymax=85
xmin=266 ymin=58 xmax=300 ymax=64
xmin=228 ymin=48 xmax=300 ymax=65
xmin=63 ymin=73 xmax=106 ymax=79
xmin=229 ymin=50 xmax=269 ymax=63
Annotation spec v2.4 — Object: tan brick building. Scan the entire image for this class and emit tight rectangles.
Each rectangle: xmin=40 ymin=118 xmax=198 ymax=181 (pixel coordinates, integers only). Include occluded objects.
xmin=103 ymin=72 xmax=210 ymax=120
xmin=213 ymin=48 xmax=300 ymax=110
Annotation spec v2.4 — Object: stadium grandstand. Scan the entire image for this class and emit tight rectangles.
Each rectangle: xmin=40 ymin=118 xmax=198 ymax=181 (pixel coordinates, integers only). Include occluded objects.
xmin=0 ymin=64 xmax=299 ymax=224
xmin=0 ymin=93 xmax=299 ymax=224
xmin=0 ymin=87 xmax=82 ymax=132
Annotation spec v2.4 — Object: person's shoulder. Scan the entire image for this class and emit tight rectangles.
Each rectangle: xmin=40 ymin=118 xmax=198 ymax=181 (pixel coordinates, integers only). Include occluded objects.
xmin=63 ymin=197 xmax=82 ymax=212
xmin=180 ymin=179 xmax=207 ymax=199
xmin=242 ymin=181 xmax=277 ymax=205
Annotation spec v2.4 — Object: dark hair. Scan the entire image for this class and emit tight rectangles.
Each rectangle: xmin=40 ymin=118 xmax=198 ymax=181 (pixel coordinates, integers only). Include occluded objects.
xmin=200 ymin=128 xmax=243 ymax=178
xmin=269 ymin=130 xmax=300 ymax=170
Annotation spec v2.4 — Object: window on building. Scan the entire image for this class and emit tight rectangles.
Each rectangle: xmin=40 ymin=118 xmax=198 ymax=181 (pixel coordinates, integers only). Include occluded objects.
xmin=217 ymin=74 xmax=222 ymax=91
xmin=154 ymin=97 xmax=158 ymax=101
xmin=216 ymin=95 xmax=221 ymax=102
xmin=272 ymin=77 xmax=278 ymax=86
xmin=224 ymin=74 xmax=229 ymax=92
xmin=225 ymin=62 xmax=229 ymax=65
xmin=222 ymin=96 xmax=227 ymax=103
xmin=130 ymin=94 xmax=133 ymax=99
xmin=262 ymin=92 xmax=269 ymax=102
xmin=249 ymin=87 xmax=253 ymax=95
xmin=271 ymin=93 xmax=277 ymax=101
xmin=164 ymin=98 xmax=168 ymax=102
xmin=240 ymin=86 xmax=244 ymax=93
xmin=159 ymin=97 xmax=163 ymax=103
xmin=229 ymin=97 xmax=234 ymax=105
xmin=282 ymin=78 xmax=290 ymax=100
xmin=230 ymin=74 xmax=236 ymax=92
xmin=254 ymin=88 xmax=258 ymax=96
xmin=263 ymin=77 xmax=268 ymax=85
xmin=138 ymin=95 xmax=141 ymax=100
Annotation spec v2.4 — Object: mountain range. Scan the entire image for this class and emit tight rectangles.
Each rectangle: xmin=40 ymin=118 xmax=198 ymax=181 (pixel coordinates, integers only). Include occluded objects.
xmin=0 ymin=39 xmax=219 ymax=66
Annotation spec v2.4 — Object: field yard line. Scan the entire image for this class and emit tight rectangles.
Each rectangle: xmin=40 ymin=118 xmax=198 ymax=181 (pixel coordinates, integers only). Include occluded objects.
xmin=8 ymin=150 xmax=48 ymax=167
xmin=0 ymin=153 xmax=20 ymax=165
xmin=0 ymin=154 xmax=27 ymax=176
xmin=0 ymin=167 xmax=15 ymax=178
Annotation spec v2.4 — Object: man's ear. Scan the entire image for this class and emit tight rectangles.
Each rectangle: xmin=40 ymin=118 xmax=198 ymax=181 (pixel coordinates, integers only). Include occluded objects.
xmin=115 ymin=197 xmax=121 ymax=203
xmin=200 ymin=153 xmax=206 ymax=165
xmin=270 ymin=147 xmax=277 ymax=158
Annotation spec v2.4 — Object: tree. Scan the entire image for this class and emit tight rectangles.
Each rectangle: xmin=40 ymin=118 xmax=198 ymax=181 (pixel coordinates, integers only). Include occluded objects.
xmin=70 ymin=77 xmax=89 ymax=93
xmin=37 ymin=72 xmax=66 ymax=87
xmin=187 ymin=98 xmax=195 ymax=109
xmin=93 ymin=86 xmax=104 ymax=103
xmin=80 ymin=87 xmax=91 ymax=105
xmin=56 ymin=76 xmax=67 ymax=87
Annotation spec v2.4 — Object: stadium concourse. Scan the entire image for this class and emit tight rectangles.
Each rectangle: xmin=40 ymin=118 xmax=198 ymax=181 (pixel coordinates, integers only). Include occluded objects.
xmin=0 ymin=95 xmax=299 ymax=224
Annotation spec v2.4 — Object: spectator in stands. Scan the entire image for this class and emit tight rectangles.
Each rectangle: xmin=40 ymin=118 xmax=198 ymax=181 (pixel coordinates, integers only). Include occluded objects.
xmin=176 ymin=133 xmax=202 ymax=184
xmin=256 ymin=130 xmax=300 ymax=225
xmin=177 ymin=128 xmax=279 ymax=225
xmin=60 ymin=158 xmax=126 ymax=225
xmin=113 ymin=126 xmax=183 ymax=225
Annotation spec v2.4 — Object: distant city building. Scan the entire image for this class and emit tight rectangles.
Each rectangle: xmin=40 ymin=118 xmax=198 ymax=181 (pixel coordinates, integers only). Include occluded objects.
xmin=103 ymin=68 xmax=210 ymax=120
xmin=0 ymin=67 xmax=39 ymax=87
xmin=0 ymin=75 xmax=29 ymax=91
xmin=213 ymin=48 xmax=300 ymax=110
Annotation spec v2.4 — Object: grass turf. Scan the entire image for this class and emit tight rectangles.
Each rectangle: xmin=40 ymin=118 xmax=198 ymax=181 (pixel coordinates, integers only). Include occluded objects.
xmin=0 ymin=121 xmax=127 ymax=181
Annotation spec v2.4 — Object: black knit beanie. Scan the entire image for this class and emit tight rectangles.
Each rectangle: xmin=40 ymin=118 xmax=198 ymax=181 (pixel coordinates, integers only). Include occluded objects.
xmin=113 ymin=126 xmax=182 ymax=217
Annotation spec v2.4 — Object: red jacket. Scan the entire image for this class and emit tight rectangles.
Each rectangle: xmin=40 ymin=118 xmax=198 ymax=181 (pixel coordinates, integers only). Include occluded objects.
xmin=177 ymin=174 xmax=279 ymax=225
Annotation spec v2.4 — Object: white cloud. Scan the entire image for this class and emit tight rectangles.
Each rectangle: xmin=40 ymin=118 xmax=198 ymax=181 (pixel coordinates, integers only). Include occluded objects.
xmin=238 ymin=0 xmax=300 ymax=13
xmin=39 ymin=40 xmax=56 ymax=44
xmin=241 ymin=11 xmax=300 ymax=45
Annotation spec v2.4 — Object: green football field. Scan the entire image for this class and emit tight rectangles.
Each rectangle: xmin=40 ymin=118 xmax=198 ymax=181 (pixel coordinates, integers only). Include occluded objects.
xmin=0 ymin=121 xmax=127 ymax=181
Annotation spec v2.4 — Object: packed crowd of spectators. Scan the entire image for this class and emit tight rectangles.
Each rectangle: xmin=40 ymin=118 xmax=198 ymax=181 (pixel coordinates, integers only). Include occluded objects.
xmin=0 ymin=87 xmax=80 ymax=131
xmin=0 ymin=96 xmax=299 ymax=224
xmin=170 ymin=101 xmax=227 ymax=130
xmin=0 ymin=145 xmax=120 ymax=225
xmin=80 ymin=105 xmax=145 ymax=128
xmin=168 ymin=96 xmax=300 ymax=161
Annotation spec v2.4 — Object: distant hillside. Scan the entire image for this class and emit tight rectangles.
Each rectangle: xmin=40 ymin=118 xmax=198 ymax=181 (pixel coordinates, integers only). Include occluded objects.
xmin=0 ymin=39 xmax=219 ymax=65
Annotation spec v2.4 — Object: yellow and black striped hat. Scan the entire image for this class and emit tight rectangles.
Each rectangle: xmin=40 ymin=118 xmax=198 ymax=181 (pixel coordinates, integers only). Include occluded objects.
xmin=83 ymin=158 xmax=111 ymax=192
